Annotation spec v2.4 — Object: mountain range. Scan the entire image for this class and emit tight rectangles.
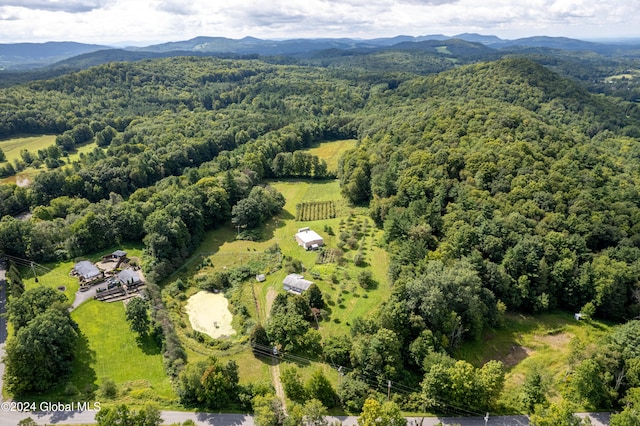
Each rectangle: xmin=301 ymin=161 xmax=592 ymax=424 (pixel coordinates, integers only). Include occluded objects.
xmin=2 ymin=33 xmax=640 ymax=72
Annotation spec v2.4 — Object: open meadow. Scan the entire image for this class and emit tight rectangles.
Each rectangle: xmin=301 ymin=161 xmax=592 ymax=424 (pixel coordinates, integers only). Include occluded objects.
xmin=304 ymin=139 xmax=357 ymax=173
xmin=455 ymin=312 xmax=612 ymax=412
xmin=0 ymin=134 xmax=97 ymax=184
xmin=0 ymin=134 xmax=56 ymax=161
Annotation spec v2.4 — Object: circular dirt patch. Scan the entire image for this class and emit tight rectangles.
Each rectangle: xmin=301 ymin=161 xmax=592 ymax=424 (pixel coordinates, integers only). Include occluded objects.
xmin=186 ymin=291 xmax=236 ymax=339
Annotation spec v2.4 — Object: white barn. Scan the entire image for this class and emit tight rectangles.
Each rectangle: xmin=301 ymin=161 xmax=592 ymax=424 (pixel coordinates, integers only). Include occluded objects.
xmin=294 ymin=227 xmax=324 ymax=250
xmin=283 ymin=274 xmax=314 ymax=294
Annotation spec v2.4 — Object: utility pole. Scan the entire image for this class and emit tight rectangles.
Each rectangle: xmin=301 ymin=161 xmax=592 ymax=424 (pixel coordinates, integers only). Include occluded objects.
xmin=387 ymin=380 xmax=391 ymax=401
xmin=31 ymin=261 xmax=38 ymax=283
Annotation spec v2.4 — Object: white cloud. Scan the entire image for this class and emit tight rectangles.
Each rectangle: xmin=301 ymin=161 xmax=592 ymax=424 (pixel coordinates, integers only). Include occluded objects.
xmin=0 ymin=0 xmax=639 ymax=44
xmin=0 ymin=0 xmax=113 ymax=13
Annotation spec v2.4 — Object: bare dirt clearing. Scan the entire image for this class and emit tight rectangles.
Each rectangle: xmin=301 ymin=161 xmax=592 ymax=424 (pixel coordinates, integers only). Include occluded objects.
xmin=186 ymin=291 xmax=236 ymax=339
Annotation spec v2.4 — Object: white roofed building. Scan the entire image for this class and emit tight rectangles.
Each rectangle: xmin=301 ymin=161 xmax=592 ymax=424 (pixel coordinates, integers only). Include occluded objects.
xmin=283 ymin=274 xmax=313 ymax=294
xmin=294 ymin=227 xmax=324 ymax=250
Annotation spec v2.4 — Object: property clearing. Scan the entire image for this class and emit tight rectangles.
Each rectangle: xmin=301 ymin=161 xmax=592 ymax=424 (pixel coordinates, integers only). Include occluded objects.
xmin=186 ymin=291 xmax=236 ymax=339
xmin=0 ymin=134 xmax=56 ymax=162
xmin=454 ymin=312 xmax=611 ymax=411
xmin=304 ymin=139 xmax=357 ymax=173
xmin=70 ymin=299 xmax=176 ymax=406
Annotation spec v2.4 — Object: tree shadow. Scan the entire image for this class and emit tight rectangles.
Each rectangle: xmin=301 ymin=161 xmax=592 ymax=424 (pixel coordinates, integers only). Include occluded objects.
xmin=259 ymin=210 xmax=295 ymax=241
xmin=70 ymin=332 xmax=99 ymax=399
xmin=137 ymin=333 xmax=162 ymax=355
xmin=20 ymin=332 xmax=98 ymax=403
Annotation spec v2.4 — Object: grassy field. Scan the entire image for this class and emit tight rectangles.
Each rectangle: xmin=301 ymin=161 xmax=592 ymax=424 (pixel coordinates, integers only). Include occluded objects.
xmin=304 ymin=139 xmax=357 ymax=173
xmin=0 ymin=134 xmax=97 ymax=184
xmin=70 ymin=299 xmax=178 ymax=407
xmin=455 ymin=312 xmax=611 ymax=411
xmin=0 ymin=134 xmax=57 ymax=161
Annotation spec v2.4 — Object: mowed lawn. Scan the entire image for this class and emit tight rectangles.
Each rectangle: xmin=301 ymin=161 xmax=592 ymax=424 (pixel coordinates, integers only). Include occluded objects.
xmin=71 ymin=299 xmax=177 ymax=405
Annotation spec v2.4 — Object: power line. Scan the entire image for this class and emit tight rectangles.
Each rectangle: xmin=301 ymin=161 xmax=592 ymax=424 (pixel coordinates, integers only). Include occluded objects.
xmin=250 ymin=342 xmax=489 ymax=418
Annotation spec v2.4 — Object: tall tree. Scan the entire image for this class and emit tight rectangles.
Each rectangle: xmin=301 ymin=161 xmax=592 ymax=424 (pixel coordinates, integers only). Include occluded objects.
xmin=5 ymin=306 xmax=78 ymax=394
xmin=125 ymin=297 xmax=150 ymax=337
xmin=357 ymin=398 xmax=406 ymax=426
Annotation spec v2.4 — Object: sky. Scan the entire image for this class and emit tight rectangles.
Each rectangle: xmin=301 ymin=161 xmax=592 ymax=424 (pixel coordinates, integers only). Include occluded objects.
xmin=1 ymin=0 xmax=639 ymax=45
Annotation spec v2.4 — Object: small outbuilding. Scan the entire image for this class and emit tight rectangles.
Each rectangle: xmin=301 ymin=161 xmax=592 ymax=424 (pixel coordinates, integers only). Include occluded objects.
xmin=256 ymin=274 xmax=266 ymax=282
xmin=283 ymin=274 xmax=313 ymax=294
xmin=74 ymin=261 xmax=101 ymax=281
xmin=294 ymin=227 xmax=324 ymax=250
xmin=103 ymin=250 xmax=128 ymax=261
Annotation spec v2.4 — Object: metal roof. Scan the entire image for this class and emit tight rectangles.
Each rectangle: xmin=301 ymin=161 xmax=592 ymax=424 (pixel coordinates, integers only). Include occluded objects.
xmin=295 ymin=229 xmax=323 ymax=244
xmin=282 ymin=274 xmax=313 ymax=292
xmin=117 ymin=269 xmax=141 ymax=284
xmin=74 ymin=261 xmax=100 ymax=280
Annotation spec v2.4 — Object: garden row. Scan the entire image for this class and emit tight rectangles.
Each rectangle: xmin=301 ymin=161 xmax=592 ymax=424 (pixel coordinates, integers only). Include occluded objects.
xmin=295 ymin=201 xmax=336 ymax=221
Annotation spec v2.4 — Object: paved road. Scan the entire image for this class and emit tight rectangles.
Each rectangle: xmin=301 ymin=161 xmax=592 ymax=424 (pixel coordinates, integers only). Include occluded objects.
xmin=70 ymin=281 xmax=109 ymax=310
xmin=0 ymin=410 xmax=610 ymax=426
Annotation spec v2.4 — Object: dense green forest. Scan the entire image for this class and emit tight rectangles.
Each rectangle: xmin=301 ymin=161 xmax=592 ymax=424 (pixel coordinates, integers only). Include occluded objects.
xmin=2 ymin=50 xmax=640 ymax=422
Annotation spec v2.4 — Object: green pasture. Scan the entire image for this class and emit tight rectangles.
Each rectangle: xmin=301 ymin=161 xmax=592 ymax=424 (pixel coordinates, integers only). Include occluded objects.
xmin=304 ymin=139 xmax=357 ymax=173
xmin=0 ymin=134 xmax=98 ymax=184
xmin=605 ymin=70 xmax=639 ymax=82
xmin=70 ymin=299 xmax=177 ymax=406
xmin=0 ymin=134 xmax=56 ymax=161
xmin=455 ymin=312 xmax=611 ymax=411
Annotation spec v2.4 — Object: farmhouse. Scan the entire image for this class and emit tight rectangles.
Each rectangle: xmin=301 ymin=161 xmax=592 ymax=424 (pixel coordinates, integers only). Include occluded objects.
xmin=294 ymin=227 xmax=324 ymax=250
xmin=73 ymin=260 xmax=101 ymax=281
xmin=117 ymin=269 xmax=142 ymax=286
xmin=283 ymin=273 xmax=313 ymax=294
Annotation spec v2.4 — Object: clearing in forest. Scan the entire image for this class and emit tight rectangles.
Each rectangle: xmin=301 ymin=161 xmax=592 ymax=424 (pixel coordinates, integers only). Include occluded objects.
xmin=0 ymin=134 xmax=56 ymax=161
xmin=304 ymin=139 xmax=357 ymax=173
xmin=455 ymin=312 xmax=611 ymax=410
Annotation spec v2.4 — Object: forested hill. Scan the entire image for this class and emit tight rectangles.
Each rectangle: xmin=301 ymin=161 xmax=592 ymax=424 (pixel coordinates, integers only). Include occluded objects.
xmin=2 ymin=56 xmax=640 ymax=323
xmin=340 ymin=57 xmax=640 ymax=331
xmin=4 ymin=53 xmax=640 ymax=415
